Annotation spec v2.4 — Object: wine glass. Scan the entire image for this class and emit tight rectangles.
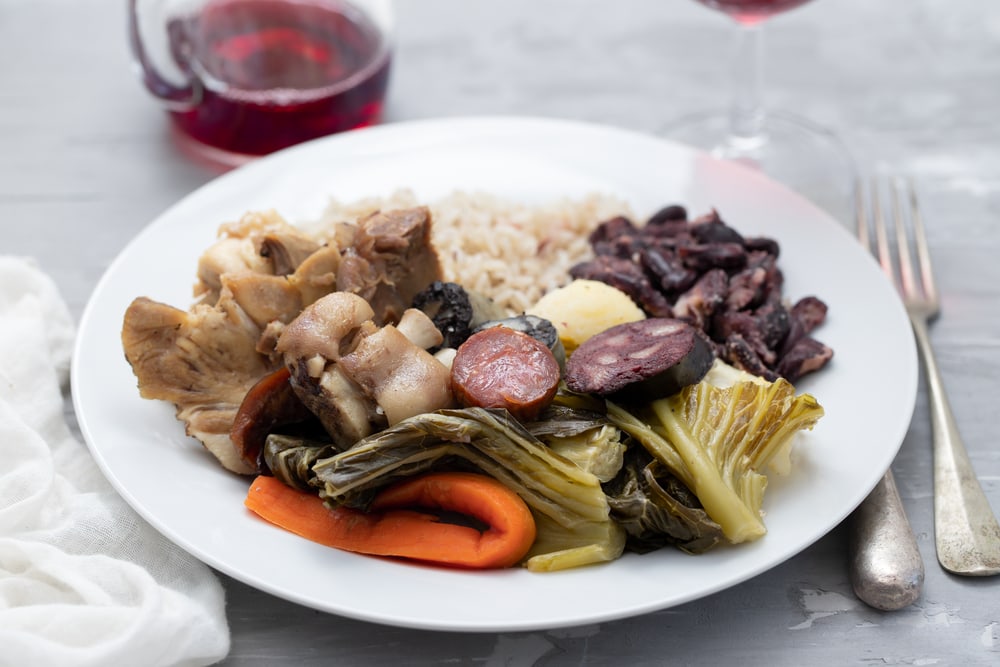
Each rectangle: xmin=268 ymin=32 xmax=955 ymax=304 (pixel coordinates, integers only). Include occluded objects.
xmin=665 ymin=0 xmax=857 ymax=220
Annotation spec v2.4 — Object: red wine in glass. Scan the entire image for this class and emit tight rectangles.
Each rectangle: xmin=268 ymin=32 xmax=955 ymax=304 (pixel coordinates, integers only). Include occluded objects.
xmin=695 ymin=0 xmax=811 ymax=25
xmin=165 ymin=0 xmax=391 ymax=157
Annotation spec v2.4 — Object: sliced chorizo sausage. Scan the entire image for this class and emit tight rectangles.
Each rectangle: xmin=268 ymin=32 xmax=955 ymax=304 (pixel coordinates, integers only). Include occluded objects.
xmin=231 ymin=366 xmax=316 ymax=472
xmin=564 ymin=318 xmax=714 ymax=402
xmin=451 ymin=327 xmax=561 ymax=422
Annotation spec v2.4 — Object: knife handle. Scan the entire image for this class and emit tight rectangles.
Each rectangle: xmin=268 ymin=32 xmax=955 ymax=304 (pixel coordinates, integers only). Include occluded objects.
xmin=848 ymin=470 xmax=924 ymax=610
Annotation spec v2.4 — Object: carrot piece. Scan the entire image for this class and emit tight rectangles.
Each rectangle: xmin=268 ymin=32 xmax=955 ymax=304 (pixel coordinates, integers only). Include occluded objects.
xmin=244 ymin=472 xmax=537 ymax=569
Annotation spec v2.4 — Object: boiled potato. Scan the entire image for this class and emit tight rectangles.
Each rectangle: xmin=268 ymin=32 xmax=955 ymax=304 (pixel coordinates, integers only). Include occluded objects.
xmin=527 ymin=279 xmax=646 ymax=354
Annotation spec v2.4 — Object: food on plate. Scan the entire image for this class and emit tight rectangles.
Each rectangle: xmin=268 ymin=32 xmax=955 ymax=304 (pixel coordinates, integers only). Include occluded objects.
xmin=121 ymin=191 xmax=828 ymax=571
xmin=411 ymin=281 xmax=508 ymax=351
xmin=570 ymin=206 xmax=833 ymax=382
xmin=276 ymin=291 xmax=455 ymax=448
xmin=472 ymin=314 xmax=567 ymax=371
xmin=245 ymin=472 xmax=537 ymax=569
xmin=122 ymin=205 xmax=443 ymax=473
xmin=230 ymin=366 xmax=316 ymax=471
xmin=122 ymin=294 xmax=277 ymax=475
xmin=564 ymin=318 xmax=715 ymax=401
xmin=607 ymin=362 xmax=824 ymax=545
xmin=262 ymin=407 xmax=627 ymax=572
xmin=526 ymin=279 xmax=647 ymax=355
xmin=451 ymin=327 xmax=561 ymax=422
xmin=309 ymin=190 xmax=627 ymax=314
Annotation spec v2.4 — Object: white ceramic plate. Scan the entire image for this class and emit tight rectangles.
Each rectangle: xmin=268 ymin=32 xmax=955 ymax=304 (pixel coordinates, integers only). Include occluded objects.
xmin=72 ymin=116 xmax=917 ymax=632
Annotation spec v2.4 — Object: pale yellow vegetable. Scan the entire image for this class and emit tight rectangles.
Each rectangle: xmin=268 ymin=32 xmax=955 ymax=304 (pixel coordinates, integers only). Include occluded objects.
xmin=527 ymin=279 xmax=646 ymax=354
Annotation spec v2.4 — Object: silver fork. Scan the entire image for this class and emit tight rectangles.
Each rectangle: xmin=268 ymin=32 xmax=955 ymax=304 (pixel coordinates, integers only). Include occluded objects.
xmin=848 ymin=178 xmax=924 ymax=610
xmin=862 ymin=176 xmax=1000 ymax=577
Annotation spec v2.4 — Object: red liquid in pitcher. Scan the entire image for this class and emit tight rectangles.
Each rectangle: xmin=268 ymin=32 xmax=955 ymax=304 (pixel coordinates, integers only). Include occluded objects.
xmin=168 ymin=0 xmax=390 ymax=157
xmin=696 ymin=0 xmax=811 ymax=24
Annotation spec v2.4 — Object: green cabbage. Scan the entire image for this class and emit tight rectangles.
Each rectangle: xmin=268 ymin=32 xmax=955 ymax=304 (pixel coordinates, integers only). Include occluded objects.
xmin=608 ymin=368 xmax=824 ymax=544
xmin=268 ymin=407 xmax=625 ymax=571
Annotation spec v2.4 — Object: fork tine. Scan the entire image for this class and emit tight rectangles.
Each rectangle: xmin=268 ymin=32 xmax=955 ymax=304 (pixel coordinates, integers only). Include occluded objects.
xmin=870 ymin=177 xmax=894 ymax=282
xmin=906 ymin=178 xmax=939 ymax=305
xmin=854 ymin=178 xmax=869 ymax=249
xmin=890 ymin=178 xmax=918 ymax=298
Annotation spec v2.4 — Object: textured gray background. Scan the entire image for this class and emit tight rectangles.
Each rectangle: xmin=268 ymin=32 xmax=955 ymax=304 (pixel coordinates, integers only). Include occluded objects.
xmin=3 ymin=0 xmax=998 ymax=664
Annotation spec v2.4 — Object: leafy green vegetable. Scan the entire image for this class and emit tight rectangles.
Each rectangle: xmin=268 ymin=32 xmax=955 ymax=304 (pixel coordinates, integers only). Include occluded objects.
xmin=528 ymin=405 xmax=625 ymax=483
xmin=603 ymin=445 xmax=723 ymax=554
xmin=524 ymin=513 xmax=625 ymax=572
xmin=608 ymin=372 xmax=824 ymax=544
xmin=263 ymin=434 xmax=339 ymax=492
xmin=273 ymin=407 xmax=625 ymax=571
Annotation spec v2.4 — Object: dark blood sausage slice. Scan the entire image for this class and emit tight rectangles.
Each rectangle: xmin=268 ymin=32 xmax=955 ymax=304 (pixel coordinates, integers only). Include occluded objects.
xmin=565 ymin=318 xmax=714 ymax=402
xmin=451 ymin=327 xmax=561 ymax=422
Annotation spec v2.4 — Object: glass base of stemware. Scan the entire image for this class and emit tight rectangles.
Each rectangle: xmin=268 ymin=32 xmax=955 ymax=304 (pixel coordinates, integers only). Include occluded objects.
xmin=663 ymin=109 xmax=858 ymax=225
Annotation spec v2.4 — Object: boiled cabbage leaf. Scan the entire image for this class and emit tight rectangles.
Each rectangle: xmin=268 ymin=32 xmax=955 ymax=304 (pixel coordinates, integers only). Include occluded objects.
xmin=608 ymin=369 xmax=823 ymax=544
xmin=272 ymin=407 xmax=626 ymax=571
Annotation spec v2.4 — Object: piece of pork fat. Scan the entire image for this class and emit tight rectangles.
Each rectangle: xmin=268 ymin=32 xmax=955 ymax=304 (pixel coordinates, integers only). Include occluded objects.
xmin=339 ymin=310 xmax=452 ymax=425
xmin=275 ymin=291 xmax=381 ymax=447
xmin=276 ymin=293 xmax=454 ymax=447
xmin=194 ymin=210 xmax=322 ymax=304
xmin=336 ymin=207 xmax=442 ymax=325
xmin=122 ymin=294 xmax=276 ymax=475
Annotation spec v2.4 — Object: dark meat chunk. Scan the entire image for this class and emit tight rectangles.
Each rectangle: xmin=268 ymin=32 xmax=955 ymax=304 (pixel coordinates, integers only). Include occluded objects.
xmin=646 ymin=204 xmax=688 ymax=226
xmin=743 ymin=236 xmax=780 ymax=257
xmin=411 ymin=281 xmax=507 ymax=351
xmin=640 ymin=247 xmax=699 ymax=294
xmin=565 ymin=318 xmax=714 ymax=401
xmin=712 ymin=309 xmax=776 ymax=367
xmin=570 ymin=255 xmax=674 ymax=317
xmin=789 ymin=296 xmax=828 ymax=334
xmin=776 ymin=337 xmax=834 ymax=382
xmin=590 ymin=215 xmax=645 ymax=260
xmin=679 ymin=242 xmax=747 ymax=273
xmin=592 ymin=234 xmax=647 ymax=260
xmin=337 ymin=207 xmax=442 ymax=326
xmin=643 ymin=219 xmax=694 ymax=240
xmin=578 ymin=204 xmax=833 ymax=384
xmin=781 ymin=296 xmax=829 ymax=355
xmin=645 ymin=205 xmax=692 ymax=239
xmin=672 ymin=268 xmax=728 ymax=330
xmin=752 ymin=298 xmax=791 ymax=352
xmin=689 ymin=210 xmax=746 ymax=246
xmin=723 ymin=335 xmax=779 ymax=382
xmin=588 ymin=215 xmax=638 ymax=245
xmin=725 ymin=250 xmax=782 ymax=311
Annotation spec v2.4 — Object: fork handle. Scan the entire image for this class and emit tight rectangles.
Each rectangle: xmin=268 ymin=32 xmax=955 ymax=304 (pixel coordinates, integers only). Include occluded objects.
xmin=849 ymin=470 xmax=924 ymax=610
xmin=911 ymin=317 xmax=1000 ymax=576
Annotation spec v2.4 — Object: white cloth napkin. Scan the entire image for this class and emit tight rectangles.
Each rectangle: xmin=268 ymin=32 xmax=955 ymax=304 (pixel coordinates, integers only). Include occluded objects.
xmin=0 ymin=257 xmax=230 ymax=667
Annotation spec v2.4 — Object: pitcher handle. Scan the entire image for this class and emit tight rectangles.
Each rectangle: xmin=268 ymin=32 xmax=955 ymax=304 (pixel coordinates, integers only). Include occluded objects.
xmin=128 ymin=0 xmax=200 ymax=110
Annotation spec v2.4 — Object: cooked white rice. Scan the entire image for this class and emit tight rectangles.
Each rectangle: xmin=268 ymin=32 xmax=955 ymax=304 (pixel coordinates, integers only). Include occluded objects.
xmin=305 ymin=189 xmax=633 ymax=314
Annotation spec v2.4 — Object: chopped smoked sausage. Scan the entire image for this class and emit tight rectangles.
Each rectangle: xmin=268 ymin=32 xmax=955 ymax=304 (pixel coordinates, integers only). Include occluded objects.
xmin=450 ymin=327 xmax=561 ymax=422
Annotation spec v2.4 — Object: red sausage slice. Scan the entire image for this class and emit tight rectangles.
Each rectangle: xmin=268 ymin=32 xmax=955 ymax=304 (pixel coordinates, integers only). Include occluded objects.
xmin=564 ymin=318 xmax=714 ymax=401
xmin=451 ymin=327 xmax=561 ymax=422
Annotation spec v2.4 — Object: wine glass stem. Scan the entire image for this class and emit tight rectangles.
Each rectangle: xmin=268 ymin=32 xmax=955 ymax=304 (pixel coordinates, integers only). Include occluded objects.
xmin=728 ymin=22 xmax=766 ymax=150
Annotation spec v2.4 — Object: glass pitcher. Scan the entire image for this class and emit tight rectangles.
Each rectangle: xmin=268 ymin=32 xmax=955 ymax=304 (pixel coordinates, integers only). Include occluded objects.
xmin=129 ymin=0 xmax=394 ymax=164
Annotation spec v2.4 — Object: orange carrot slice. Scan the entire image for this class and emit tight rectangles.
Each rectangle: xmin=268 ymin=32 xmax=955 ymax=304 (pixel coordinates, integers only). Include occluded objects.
xmin=244 ymin=472 xmax=536 ymax=569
